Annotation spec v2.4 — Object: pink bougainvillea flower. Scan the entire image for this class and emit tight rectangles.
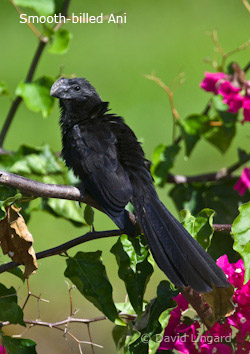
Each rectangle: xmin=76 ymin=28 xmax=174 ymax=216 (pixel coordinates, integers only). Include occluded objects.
xmin=159 ymin=294 xmax=199 ymax=353
xmin=235 ymin=332 xmax=250 ymax=353
xmin=218 ymin=81 xmax=243 ymax=113
xmin=234 ymin=167 xmax=250 ymax=196
xmin=227 ymin=307 xmax=250 ymax=336
xmin=209 ymin=321 xmax=232 ymax=338
xmin=200 ymin=72 xmax=226 ymax=93
xmin=158 ymin=306 xmax=182 ymax=351
xmin=218 ymin=81 xmax=241 ymax=97
xmin=159 ymin=321 xmax=200 ymax=354
xmin=199 ymin=341 xmax=233 ymax=354
xmin=173 ymin=294 xmax=189 ymax=311
xmin=242 ymin=97 xmax=250 ymax=123
xmin=0 ymin=346 xmax=7 ymax=354
xmin=216 ymin=255 xmax=244 ymax=289
xmin=226 ymin=93 xmax=243 ymax=113
xmin=199 ymin=322 xmax=233 ymax=354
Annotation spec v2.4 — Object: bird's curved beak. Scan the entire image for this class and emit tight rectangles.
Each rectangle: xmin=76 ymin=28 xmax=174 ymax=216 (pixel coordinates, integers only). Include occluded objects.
xmin=50 ymin=78 xmax=70 ymax=98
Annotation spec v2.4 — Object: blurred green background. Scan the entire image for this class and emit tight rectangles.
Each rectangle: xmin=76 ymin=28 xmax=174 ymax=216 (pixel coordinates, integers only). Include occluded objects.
xmin=0 ymin=0 xmax=249 ymax=353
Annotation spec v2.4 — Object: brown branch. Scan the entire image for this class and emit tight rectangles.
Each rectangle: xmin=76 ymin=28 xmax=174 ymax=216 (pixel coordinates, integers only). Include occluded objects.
xmin=0 ymin=170 xmax=100 ymax=209
xmin=213 ymin=224 xmax=231 ymax=232
xmin=167 ymin=148 xmax=250 ymax=183
xmin=0 ymin=0 xmax=71 ymax=148
xmin=181 ymin=287 xmax=213 ymax=328
xmin=1 ymin=316 xmax=107 ymax=328
xmin=0 ymin=221 xmax=232 ymax=276
xmin=0 ymin=229 xmax=123 ymax=274
xmin=0 ymin=148 xmax=247 ymax=205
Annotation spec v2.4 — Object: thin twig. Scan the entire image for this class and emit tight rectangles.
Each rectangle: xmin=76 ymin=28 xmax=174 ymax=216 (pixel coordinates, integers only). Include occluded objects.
xmin=145 ymin=73 xmax=180 ymax=120
xmin=87 ymin=323 xmax=95 ymax=354
xmin=210 ymin=30 xmax=250 ymax=70
xmin=0 ymin=229 xmax=123 ymax=274
xmin=21 ymin=279 xmax=31 ymax=310
xmin=203 ymin=99 xmax=213 ymax=116
xmin=244 ymin=61 xmax=250 ymax=72
xmin=9 ymin=0 xmax=44 ymax=39
xmin=242 ymin=0 xmax=250 ymax=13
xmin=2 ymin=317 xmax=104 ymax=349
xmin=211 ymin=30 xmax=225 ymax=57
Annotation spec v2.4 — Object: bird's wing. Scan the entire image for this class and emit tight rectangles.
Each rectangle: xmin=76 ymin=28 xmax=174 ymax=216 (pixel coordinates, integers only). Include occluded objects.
xmin=70 ymin=123 xmax=132 ymax=217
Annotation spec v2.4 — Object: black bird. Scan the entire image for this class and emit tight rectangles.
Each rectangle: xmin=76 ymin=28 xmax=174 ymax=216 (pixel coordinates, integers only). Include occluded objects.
xmin=50 ymin=77 xmax=228 ymax=293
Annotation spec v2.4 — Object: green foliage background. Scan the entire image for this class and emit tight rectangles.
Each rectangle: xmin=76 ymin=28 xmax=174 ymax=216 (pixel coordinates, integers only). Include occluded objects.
xmin=0 ymin=0 xmax=249 ymax=353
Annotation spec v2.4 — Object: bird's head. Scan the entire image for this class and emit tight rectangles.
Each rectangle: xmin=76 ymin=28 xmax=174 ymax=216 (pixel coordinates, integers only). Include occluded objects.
xmin=50 ymin=77 xmax=102 ymax=104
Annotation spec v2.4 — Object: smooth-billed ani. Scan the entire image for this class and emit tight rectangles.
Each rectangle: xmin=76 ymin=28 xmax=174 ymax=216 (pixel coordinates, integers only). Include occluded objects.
xmin=50 ymin=77 xmax=228 ymax=292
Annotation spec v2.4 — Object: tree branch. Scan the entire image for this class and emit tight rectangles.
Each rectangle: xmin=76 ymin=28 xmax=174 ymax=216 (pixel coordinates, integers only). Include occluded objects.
xmin=0 ymin=0 xmax=71 ymax=148
xmin=1 ymin=316 xmax=108 ymax=328
xmin=0 ymin=229 xmax=123 ymax=274
xmin=0 ymin=170 xmax=101 ymax=209
xmin=167 ymin=148 xmax=250 ymax=183
xmin=213 ymin=224 xmax=231 ymax=232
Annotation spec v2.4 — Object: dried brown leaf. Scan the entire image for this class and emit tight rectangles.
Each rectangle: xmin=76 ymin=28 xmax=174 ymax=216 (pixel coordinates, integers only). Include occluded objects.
xmin=0 ymin=205 xmax=37 ymax=277
xmin=182 ymin=284 xmax=235 ymax=328
xmin=202 ymin=284 xmax=235 ymax=327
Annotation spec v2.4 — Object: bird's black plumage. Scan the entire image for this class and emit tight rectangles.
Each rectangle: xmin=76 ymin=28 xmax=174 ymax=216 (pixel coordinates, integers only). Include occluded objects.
xmin=51 ymin=77 xmax=228 ymax=292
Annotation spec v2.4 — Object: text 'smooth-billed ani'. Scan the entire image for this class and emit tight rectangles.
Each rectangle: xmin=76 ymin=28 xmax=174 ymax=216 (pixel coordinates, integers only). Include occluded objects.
xmin=50 ymin=77 xmax=229 ymax=293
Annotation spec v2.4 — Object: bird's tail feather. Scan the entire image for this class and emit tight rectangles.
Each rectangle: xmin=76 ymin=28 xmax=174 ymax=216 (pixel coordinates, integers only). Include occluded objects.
xmin=108 ymin=209 xmax=136 ymax=237
xmin=133 ymin=191 xmax=228 ymax=292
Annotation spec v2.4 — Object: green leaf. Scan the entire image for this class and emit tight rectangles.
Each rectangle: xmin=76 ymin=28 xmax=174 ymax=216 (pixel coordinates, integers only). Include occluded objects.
xmin=3 ymin=336 xmax=37 ymax=354
xmin=111 ymin=235 xmax=154 ymax=317
xmin=180 ymin=114 xmax=211 ymax=135
xmin=125 ymin=281 xmax=178 ymax=354
xmin=84 ymin=205 xmax=94 ymax=226
xmin=64 ymin=251 xmax=124 ymax=325
xmin=151 ymin=144 xmax=180 ymax=187
xmin=204 ymin=124 xmax=236 ymax=153
xmin=54 ymin=0 xmax=67 ymax=13
xmin=0 ymin=81 xmax=9 ymax=96
xmin=180 ymin=208 xmax=215 ymax=250
xmin=0 ymin=185 xmax=18 ymax=220
xmin=231 ymin=202 xmax=250 ymax=283
xmin=212 ymin=95 xmax=229 ymax=112
xmin=0 ymin=144 xmax=62 ymax=176
xmin=7 ymin=267 xmax=25 ymax=282
xmin=169 ymin=178 xmax=250 ymax=224
xmin=204 ymin=110 xmax=237 ymax=154
xmin=49 ymin=29 xmax=72 ymax=54
xmin=238 ymin=148 xmax=249 ymax=164
xmin=112 ymin=325 xmax=129 ymax=354
xmin=41 ymin=198 xmax=85 ymax=227
xmin=208 ymin=231 xmax=239 ymax=263
xmin=0 ymin=283 xmax=25 ymax=326
xmin=16 ymin=76 xmax=55 ymax=118
xmin=14 ymin=0 xmax=55 ymax=16
xmin=179 ymin=114 xmax=211 ymax=156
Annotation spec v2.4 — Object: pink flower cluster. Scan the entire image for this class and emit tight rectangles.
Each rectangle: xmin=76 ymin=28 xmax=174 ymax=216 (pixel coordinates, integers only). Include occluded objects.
xmin=158 ymin=255 xmax=250 ymax=354
xmin=0 ymin=346 xmax=6 ymax=354
xmin=234 ymin=167 xmax=250 ymax=196
xmin=200 ymin=72 xmax=250 ymax=123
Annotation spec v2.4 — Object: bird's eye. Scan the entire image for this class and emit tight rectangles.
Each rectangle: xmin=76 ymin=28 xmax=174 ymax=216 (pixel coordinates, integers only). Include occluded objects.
xmin=74 ymin=86 xmax=81 ymax=91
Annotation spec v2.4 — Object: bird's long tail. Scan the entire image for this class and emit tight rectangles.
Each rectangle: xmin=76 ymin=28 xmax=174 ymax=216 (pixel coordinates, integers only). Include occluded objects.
xmin=133 ymin=188 xmax=228 ymax=292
